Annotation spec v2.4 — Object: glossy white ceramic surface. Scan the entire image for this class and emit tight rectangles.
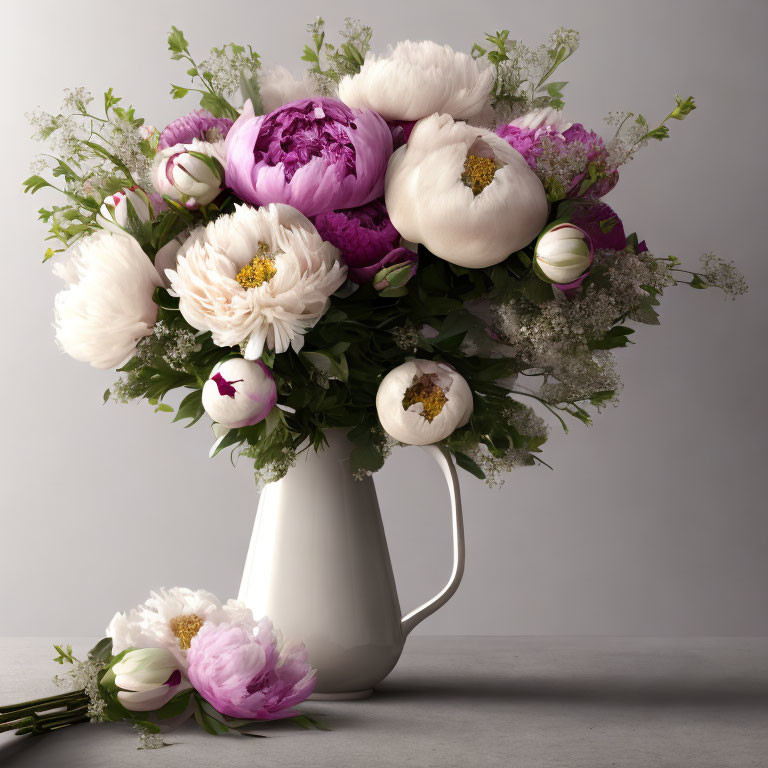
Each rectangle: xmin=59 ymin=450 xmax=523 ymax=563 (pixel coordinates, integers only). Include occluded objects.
xmin=238 ymin=429 xmax=464 ymax=696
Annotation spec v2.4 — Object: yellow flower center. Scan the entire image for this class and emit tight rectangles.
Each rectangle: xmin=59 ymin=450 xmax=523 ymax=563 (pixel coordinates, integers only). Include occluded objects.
xmin=169 ymin=614 xmax=205 ymax=650
xmin=236 ymin=242 xmax=277 ymax=288
xmin=402 ymin=374 xmax=448 ymax=422
xmin=462 ymin=154 xmax=498 ymax=195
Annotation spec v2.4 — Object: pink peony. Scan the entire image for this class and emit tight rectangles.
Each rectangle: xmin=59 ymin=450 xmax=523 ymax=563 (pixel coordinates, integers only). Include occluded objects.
xmin=313 ymin=200 xmax=401 ymax=283
xmin=158 ymin=109 xmax=233 ymax=150
xmin=496 ymin=121 xmax=618 ymax=200
xmin=187 ymin=619 xmax=316 ymax=720
xmin=570 ymin=201 xmax=627 ymax=251
xmin=225 ymin=98 xmax=393 ymax=217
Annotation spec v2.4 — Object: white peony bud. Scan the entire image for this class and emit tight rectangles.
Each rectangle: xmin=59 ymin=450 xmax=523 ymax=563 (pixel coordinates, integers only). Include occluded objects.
xmin=97 ymin=187 xmax=152 ymax=235
xmin=112 ymin=648 xmax=187 ymax=712
xmin=535 ymin=223 xmax=593 ymax=285
xmin=153 ymin=138 xmax=225 ymax=209
xmin=376 ymin=359 xmax=473 ymax=445
xmin=202 ymin=357 xmax=278 ymax=429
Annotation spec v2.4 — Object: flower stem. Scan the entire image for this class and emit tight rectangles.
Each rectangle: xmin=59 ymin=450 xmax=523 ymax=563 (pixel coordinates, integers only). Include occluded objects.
xmin=0 ymin=692 xmax=89 ymax=735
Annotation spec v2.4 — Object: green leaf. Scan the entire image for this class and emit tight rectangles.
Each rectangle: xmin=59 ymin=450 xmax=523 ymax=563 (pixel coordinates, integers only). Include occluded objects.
xmin=209 ymin=428 xmax=243 ymax=459
xmin=193 ymin=699 xmax=230 ymax=735
xmin=690 ymin=274 xmax=707 ymax=289
xmin=453 ymin=451 xmax=485 ymax=479
xmin=240 ymin=71 xmax=264 ymax=115
xmin=154 ymin=403 xmax=174 ymax=413
xmin=199 ymin=91 xmax=239 ymax=121
xmin=173 ymin=390 xmax=205 ymax=427
xmin=88 ymin=637 xmax=113 ymax=664
xmin=170 ymin=84 xmax=189 ymax=99
xmin=23 ymin=175 xmax=52 ymax=194
xmin=168 ymin=26 xmax=189 ymax=58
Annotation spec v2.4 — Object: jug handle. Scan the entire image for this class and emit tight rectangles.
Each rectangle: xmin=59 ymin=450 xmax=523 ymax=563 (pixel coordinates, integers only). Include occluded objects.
xmin=401 ymin=444 xmax=465 ymax=637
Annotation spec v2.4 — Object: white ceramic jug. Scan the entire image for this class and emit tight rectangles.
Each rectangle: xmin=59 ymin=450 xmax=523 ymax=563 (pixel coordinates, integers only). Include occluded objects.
xmin=238 ymin=428 xmax=464 ymax=699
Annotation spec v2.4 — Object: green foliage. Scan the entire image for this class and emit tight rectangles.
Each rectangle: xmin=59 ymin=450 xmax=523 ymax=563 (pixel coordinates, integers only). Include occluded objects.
xmin=472 ymin=27 xmax=579 ymax=116
xmin=302 ymin=17 xmax=373 ymax=94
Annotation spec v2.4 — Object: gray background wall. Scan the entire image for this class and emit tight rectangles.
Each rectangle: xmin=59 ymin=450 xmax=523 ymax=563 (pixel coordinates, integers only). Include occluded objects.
xmin=1 ymin=0 xmax=765 ymax=638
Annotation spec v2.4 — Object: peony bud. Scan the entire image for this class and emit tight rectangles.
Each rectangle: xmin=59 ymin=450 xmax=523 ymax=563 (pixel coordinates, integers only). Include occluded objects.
xmin=371 ymin=247 xmax=418 ymax=297
xmin=534 ymin=223 xmax=593 ymax=286
xmin=376 ymin=359 xmax=473 ymax=445
xmin=202 ymin=357 xmax=277 ymax=429
xmin=97 ymin=187 xmax=153 ymax=235
xmin=153 ymin=139 xmax=225 ymax=209
xmin=112 ymin=648 xmax=186 ymax=712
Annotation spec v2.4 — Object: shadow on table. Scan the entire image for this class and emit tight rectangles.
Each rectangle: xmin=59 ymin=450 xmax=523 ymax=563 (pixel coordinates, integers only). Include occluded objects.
xmin=373 ymin=673 xmax=768 ymax=710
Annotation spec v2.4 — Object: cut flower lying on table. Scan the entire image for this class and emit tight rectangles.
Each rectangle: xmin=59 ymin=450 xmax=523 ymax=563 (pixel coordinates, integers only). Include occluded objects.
xmin=0 ymin=588 xmax=321 ymax=748
xmin=24 ymin=19 xmax=746 ymax=488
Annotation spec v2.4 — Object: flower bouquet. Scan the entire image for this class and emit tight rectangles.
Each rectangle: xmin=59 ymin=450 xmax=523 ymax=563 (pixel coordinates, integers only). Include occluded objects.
xmin=0 ymin=589 xmax=320 ymax=747
xmin=26 ymin=20 xmax=744 ymax=485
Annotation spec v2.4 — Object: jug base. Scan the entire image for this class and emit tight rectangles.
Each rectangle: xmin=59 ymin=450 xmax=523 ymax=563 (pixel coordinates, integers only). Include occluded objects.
xmin=310 ymin=688 xmax=373 ymax=701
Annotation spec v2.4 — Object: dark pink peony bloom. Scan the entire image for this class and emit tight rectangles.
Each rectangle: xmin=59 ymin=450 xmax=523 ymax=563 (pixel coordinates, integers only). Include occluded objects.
xmin=187 ymin=619 xmax=316 ymax=721
xmin=313 ymin=200 xmax=401 ymax=283
xmin=570 ymin=202 xmax=627 ymax=251
xmin=496 ymin=122 xmax=618 ymax=200
xmin=226 ymin=98 xmax=393 ymax=217
xmin=158 ymin=109 xmax=233 ymax=150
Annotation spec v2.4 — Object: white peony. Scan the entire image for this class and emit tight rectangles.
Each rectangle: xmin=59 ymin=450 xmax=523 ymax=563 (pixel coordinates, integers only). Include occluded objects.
xmin=153 ymin=138 xmax=225 ymax=208
xmin=167 ymin=203 xmax=346 ymax=359
xmin=376 ymin=359 xmax=473 ymax=445
xmin=338 ymin=40 xmax=493 ymax=122
xmin=384 ymin=114 xmax=549 ymax=268
xmin=53 ymin=232 xmax=162 ymax=369
xmin=107 ymin=587 xmax=257 ymax=669
xmin=259 ymin=64 xmax=319 ymax=112
xmin=510 ymin=107 xmax=573 ymax=133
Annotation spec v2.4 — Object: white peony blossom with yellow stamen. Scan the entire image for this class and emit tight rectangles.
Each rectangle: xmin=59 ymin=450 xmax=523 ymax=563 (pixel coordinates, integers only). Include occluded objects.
xmin=167 ymin=203 xmax=346 ymax=359
xmin=384 ymin=114 xmax=549 ymax=268
xmin=53 ymin=231 xmax=162 ymax=369
xmin=338 ymin=40 xmax=493 ymax=122
xmin=107 ymin=587 xmax=257 ymax=669
xmin=376 ymin=359 xmax=473 ymax=445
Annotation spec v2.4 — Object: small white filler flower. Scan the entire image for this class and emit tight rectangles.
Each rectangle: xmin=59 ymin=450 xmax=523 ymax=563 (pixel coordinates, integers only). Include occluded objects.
xmin=338 ymin=40 xmax=493 ymax=122
xmin=111 ymin=648 xmax=188 ymax=712
xmin=53 ymin=232 xmax=162 ymax=369
xmin=385 ymin=114 xmax=549 ymax=268
xmin=376 ymin=360 xmax=473 ymax=445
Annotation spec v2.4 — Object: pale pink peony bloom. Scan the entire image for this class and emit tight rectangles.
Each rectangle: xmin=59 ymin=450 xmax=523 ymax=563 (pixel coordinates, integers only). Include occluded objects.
xmin=187 ymin=620 xmax=316 ymax=720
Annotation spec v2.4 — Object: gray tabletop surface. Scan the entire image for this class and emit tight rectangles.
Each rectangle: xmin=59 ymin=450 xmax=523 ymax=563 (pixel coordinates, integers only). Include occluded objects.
xmin=1 ymin=636 xmax=767 ymax=768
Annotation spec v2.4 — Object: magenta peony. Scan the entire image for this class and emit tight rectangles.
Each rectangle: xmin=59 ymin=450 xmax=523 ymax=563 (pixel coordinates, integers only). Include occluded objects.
xmin=569 ymin=201 xmax=627 ymax=251
xmin=313 ymin=200 xmax=402 ymax=283
xmin=158 ymin=109 xmax=233 ymax=150
xmin=186 ymin=619 xmax=316 ymax=720
xmin=496 ymin=121 xmax=618 ymax=200
xmin=225 ymin=98 xmax=393 ymax=218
